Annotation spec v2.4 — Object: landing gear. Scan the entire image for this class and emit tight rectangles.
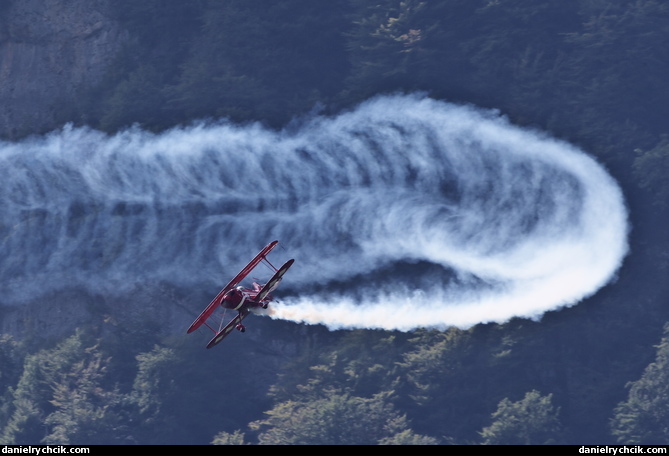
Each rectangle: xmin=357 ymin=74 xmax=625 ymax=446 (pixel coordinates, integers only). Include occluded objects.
xmin=236 ymin=324 xmax=246 ymax=333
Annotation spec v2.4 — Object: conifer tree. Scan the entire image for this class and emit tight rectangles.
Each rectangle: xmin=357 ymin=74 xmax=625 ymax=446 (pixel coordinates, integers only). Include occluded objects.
xmin=611 ymin=323 xmax=669 ymax=444
xmin=479 ymin=390 xmax=565 ymax=445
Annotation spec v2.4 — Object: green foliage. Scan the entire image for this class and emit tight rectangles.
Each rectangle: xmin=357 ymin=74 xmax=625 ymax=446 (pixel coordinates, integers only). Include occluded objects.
xmin=248 ymin=330 xmax=437 ymax=444
xmin=633 ymin=137 xmax=669 ymax=210
xmin=394 ymin=328 xmax=494 ymax=441
xmin=123 ymin=339 xmax=262 ymax=445
xmin=0 ymin=335 xmax=20 ymax=394
xmin=3 ymin=0 xmax=669 ymax=445
xmin=1 ymin=330 xmax=124 ymax=444
xmin=0 ymin=321 xmax=278 ymax=444
xmin=344 ymin=0 xmax=430 ymax=98
xmin=563 ymin=0 xmax=669 ymax=134
xmin=250 ymin=391 xmax=435 ymax=445
xmin=611 ymin=324 xmax=669 ymax=444
xmin=480 ymin=390 xmax=565 ymax=445
xmin=212 ymin=429 xmax=247 ymax=445
xmin=95 ymin=0 xmax=350 ymax=130
xmin=82 ymin=0 xmax=669 ymax=182
xmin=268 ymin=330 xmax=409 ymax=404
xmin=463 ymin=0 xmax=580 ymax=110
xmin=42 ymin=351 xmax=123 ymax=445
xmin=129 ymin=345 xmax=179 ymax=417
xmin=378 ymin=428 xmax=439 ymax=445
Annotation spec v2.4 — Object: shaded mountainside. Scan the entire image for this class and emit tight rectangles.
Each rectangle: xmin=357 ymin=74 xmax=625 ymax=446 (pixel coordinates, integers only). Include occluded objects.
xmin=1 ymin=0 xmax=669 ymax=445
xmin=0 ymin=0 xmax=126 ymax=139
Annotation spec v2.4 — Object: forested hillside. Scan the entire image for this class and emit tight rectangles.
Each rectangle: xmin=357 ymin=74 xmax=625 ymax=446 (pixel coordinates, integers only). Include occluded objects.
xmin=1 ymin=0 xmax=669 ymax=445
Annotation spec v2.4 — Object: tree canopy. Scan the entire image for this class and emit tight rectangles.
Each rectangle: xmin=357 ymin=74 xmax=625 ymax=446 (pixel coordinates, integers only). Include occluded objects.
xmin=2 ymin=0 xmax=669 ymax=445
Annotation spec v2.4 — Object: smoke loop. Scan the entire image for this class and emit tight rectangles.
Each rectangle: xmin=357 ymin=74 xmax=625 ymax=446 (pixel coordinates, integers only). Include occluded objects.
xmin=0 ymin=94 xmax=628 ymax=330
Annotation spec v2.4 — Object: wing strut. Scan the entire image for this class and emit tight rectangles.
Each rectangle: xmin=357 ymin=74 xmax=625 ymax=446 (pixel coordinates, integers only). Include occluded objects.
xmin=206 ymin=309 xmax=250 ymax=348
xmin=186 ymin=240 xmax=279 ymax=334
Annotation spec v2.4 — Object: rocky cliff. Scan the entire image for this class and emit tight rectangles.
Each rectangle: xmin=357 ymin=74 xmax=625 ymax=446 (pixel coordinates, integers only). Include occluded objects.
xmin=0 ymin=0 xmax=126 ymax=139
xmin=0 ymin=0 xmax=131 ymax=339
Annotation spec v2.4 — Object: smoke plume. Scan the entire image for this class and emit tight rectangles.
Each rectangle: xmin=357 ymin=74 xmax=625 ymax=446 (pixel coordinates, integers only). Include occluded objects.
xmin=0 ymin=94 xmax=628 ymax=330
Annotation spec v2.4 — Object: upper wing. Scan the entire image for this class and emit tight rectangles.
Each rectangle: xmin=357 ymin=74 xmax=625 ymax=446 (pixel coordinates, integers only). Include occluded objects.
xmin=220 ymin=240 xmax=279 ymax=295
xmin=206 ymin=308 xmax=250 ymax=349
xmin=186 ymin=240 xmax=279 ymax=333
xmin=255 ymin=258 xmax=294 ymax=303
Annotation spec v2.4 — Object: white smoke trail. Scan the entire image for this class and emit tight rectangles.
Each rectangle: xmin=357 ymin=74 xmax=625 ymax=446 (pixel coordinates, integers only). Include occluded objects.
xmin=0 ymin=94 xmax=628 ymax=330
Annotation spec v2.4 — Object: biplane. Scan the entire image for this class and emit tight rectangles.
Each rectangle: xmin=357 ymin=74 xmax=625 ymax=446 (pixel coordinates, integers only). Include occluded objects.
xmin=187 ymin=240 xmax=294 ymax=348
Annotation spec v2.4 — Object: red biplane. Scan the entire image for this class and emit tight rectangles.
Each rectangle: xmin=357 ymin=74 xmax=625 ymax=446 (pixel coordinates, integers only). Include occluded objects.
xmin=187 ymin=240 xmax=294 ymax=348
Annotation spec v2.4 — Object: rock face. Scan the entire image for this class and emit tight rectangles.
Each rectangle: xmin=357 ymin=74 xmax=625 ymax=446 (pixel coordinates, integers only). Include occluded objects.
xmin=0 ymin=0 xmax=128 ymax=337
xmin=0 ymin=0 xmax=126 ymax=139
